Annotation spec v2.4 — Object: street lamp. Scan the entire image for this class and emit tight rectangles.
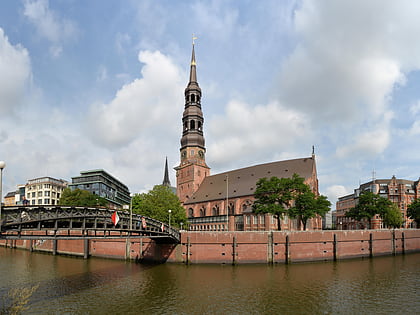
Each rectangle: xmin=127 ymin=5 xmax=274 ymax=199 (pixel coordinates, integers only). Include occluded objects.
xmin=129 ymin=194 xmax=134 ymax=230
xmin=168 ymin=209 xmax=172 ymax=228
xmin=0 ymin=161 xmax=6 ymax=224
xmin=180 ymin=222 xmax=183 ymax=231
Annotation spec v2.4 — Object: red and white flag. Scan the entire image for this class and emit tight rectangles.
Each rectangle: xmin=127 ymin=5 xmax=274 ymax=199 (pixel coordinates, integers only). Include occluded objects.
xmin=161 ymin=223 xmax=165 ymax=232
xmin=111 ymin=211 xmax=120 ymax=226
xmin=142 ymin=217 xmax=147 ymax=228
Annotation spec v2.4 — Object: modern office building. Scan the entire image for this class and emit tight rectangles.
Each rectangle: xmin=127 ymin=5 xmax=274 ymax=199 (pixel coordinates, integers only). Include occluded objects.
xmin=25 ymin=177 xmax=68 ymax=205
xmin=335 ymin=176 xmax=420 ymax=229
xmin=69 ymin=169 xmax=131 ymax=209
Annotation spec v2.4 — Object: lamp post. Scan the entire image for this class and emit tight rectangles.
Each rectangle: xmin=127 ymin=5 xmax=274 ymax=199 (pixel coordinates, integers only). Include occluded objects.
xmin=0 ymin=161 xmax=5 ymax=224
xmin=226 ymin=174 xmax=229 ymax=231
xmin=180 ymin=222 xmax=183 ymax=231
xmin=129 ymin=194 xmax=133 ymax=230
xmin=168 ymin=209 xmax=172 ymax=228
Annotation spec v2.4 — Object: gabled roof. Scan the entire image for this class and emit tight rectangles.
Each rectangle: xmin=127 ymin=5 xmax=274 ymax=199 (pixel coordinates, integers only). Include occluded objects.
xmin=185 ymin=157 xmax=315 ymax=204
xmin=5 ymin=191 xmax=16 ymax=198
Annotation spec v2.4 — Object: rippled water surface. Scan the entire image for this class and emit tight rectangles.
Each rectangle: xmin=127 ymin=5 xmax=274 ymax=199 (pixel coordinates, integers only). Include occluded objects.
xmin=0 ymin=247 xmax=419 ymax=314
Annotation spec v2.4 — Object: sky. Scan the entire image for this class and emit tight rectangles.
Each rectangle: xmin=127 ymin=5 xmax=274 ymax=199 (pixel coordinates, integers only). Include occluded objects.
xmin=1 ymin=0 xmax=420 ymax=209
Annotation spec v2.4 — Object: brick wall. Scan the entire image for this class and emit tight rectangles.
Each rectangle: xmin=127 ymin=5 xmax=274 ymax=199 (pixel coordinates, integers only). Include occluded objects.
xmin=1 ymin=229 xmax=419 ymax=264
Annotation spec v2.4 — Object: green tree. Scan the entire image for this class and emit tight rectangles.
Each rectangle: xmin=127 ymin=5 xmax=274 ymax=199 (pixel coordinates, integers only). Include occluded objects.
xmin=382 ymin=203 xmax=403 ymax=229
xmin=407 ymin=198 xmax=420 ymax=227
xmin=253 ymin=174 xmax=310 ymax=230
xmin=345 ymin=191 xmax=393 ymax=229
xmin=132 ymin=185 xmax=187 ymax=228
xmin=288 ymin=191 xmax=331 ymax=230
xmin=59 ymin=188 xmax=108 ymax=207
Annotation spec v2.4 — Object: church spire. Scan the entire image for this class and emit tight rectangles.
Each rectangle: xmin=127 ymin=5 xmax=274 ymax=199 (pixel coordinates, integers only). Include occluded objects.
xmin=180 ymin=40 xmax=205 ymax=151
xmin=162 ymin=157 xmax=171 ymax=187
xmin=189 ymin=42 xmax=197 ymax=83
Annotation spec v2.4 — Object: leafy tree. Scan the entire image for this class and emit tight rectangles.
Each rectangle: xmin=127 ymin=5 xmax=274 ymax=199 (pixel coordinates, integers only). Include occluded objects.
xmin=382 ymin=203 xmax=403 ymax=229
xmin=345 ymin=191 xmax=393 ymax=229
xmin=253 ymin=174 xmax=310 ymax=230
xmin=59 ymin=188 xmax=108 ymax=207
xmin=288 ymin=191 xmax=331 ymax=230
xmin=132 ymin=185 xmax=187 ymax=228
xmin=407 ymin=198 xmax=420 ymax=227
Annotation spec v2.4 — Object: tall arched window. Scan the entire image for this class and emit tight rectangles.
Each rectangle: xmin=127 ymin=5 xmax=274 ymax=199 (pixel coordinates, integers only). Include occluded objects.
xmin=212 ymin=205 xmax=220 ymax=216
xmin=190 ymin=120 xmax=195 ymax=129
xmin=228 ymin=202 xmax=235 ymax=215
xmin=191 ymin=94 xmax=195 ymax=102
xmin=200 ymin=207 xmax=205 ymax=217
xmin=188 ymin=208 xmax=194 ymax=218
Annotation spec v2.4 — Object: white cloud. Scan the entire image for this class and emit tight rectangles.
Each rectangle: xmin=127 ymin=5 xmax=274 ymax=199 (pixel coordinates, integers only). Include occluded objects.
xmin=0 ymin=28 xmax=31 ymax=116
xmin=325 ymin=185 xmax=350 ymax=209
xmin=86 ymin=50 xmax=184 ymax=148
xmin=23 ymin=0 xmax=78 ymax=57
xmin=208 ymin=100 xmax=309 ymax=166
xmin=275 ymin=0 xmax=420 ymax=165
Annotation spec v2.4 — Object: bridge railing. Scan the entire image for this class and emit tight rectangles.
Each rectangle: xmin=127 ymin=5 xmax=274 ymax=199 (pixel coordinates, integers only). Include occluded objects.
xmin=0 ymin=205 xmax=180 ymax=242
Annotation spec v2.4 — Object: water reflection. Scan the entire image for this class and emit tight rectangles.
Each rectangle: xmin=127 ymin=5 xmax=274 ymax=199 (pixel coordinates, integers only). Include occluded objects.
xmin=0 ymin=247 xmax=418 ymax=314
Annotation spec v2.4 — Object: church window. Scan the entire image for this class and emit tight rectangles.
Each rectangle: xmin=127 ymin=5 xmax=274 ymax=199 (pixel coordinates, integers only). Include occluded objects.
xmin=198 ymin=121 xmax=202 ymax=130
xmin=188 ymin=208 xmax=194 ymax=218
xmin=184 ymin=121 xmax=188 ymax=130
xmin=197 ymin=95 xmax=200 ymax=103
xmin=191 ymin=94 xmax=196 ymax=102
xmin=191 ymin=150 xmax=194 ymax=156
xmin=190 ymin=120 xmax=195 ymax=129
xmin=228 ymin=202 xmax=234 ymax=215
xmin=200 ymin=208 xmax=205 ymax=217
xmin=212 ymin=205 xmax=219 ymax=216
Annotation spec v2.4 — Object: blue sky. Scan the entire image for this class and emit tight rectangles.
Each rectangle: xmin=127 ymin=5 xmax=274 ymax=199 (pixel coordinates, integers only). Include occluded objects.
xmin=1 ymin=0 xmax=420 ymax=208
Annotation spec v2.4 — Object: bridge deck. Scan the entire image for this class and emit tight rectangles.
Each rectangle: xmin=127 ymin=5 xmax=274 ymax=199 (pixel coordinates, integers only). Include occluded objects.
xmin=0 ymin=206 xmax=180 ymax=243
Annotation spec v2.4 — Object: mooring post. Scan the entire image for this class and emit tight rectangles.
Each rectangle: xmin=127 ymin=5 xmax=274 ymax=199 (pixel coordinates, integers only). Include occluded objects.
xmin=369 ymin=233 xmax=373 ymax=258
xmin=232 ymin=235 xmax=237 ymax=265
xmin=402 ymin=231 xmax=405 ymax=255
xmin=29 ymin=239 xmax=33 ymax=252
xmin=391 ymin=229 xmax=396 ymax=256
xmin=333 ymin=233 xmax=337 ymax=261
xmin=268 ymin=231 xmax=274 ymax=264
xmin=285 ymin=234 xmax=290 ymax=264
xmin=52 ymin=239 xmax=57 ymax=255
xmin=186 ymin=236 xmax=190 ymax=265
xmin=125 ymin=238 xmax=130 ymax=260
xmin=83 ymin=238 xmax=89 ymax=259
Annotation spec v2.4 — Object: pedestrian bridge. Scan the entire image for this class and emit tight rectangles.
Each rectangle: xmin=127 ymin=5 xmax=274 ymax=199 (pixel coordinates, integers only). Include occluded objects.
xmin=0 ymin=205 xmax=180 ymax=243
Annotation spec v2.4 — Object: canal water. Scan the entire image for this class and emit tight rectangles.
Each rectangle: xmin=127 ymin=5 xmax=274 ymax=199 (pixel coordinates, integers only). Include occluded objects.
xmin=0 ymin=247 xmax=419 ymax=314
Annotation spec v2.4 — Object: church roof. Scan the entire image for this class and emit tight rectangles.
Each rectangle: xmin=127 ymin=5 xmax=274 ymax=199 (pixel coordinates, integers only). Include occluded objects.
xmin=184 ymin=156 xmax=316 ymax=205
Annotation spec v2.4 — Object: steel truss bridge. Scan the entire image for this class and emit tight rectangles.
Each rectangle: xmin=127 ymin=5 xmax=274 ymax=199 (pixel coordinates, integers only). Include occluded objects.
xmin=0 ymin=206 xmax=180 ymax=243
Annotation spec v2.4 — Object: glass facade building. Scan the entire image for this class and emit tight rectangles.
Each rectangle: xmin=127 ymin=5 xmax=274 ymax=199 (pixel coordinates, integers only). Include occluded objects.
xmin=69 ymin=169 xmax=131 ymax=209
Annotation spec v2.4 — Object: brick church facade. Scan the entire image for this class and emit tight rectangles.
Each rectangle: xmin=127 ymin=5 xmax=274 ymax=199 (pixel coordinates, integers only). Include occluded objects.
xmin=175 ymin=43 xmax=321 ymax=231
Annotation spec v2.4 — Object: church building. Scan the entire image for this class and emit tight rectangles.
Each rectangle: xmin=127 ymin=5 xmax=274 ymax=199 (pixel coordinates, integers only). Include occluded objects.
xmin=175 ymin=43 xmax=321 ymax=231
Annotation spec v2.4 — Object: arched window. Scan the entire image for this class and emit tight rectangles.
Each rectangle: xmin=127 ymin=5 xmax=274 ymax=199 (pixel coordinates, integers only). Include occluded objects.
xmin=212 ymin=205 xmax=219 ymax=216
xmin=191 ymin=94 xmax=195 ymax=102
xmin=228 ymin=202 xmax=235 ymax=215
xmin=242 ymin=200 xmax=253 ymax=213
xmin=190 ymin=120 xmax=195 ymax=129
xmin=200 ymin=207 xmax=205 ymax=217
xmin=188 ymin=208 xmax=194 ymax=218
xmin=198 ymin=121 xmax=202 ymax=130
xmin=184 ymin=121 xmax=188 ymax=130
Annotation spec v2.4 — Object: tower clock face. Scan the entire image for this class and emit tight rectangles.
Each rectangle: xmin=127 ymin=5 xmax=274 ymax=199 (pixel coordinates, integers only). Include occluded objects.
xmin=198 ymin=150 xmax=204 ymax=158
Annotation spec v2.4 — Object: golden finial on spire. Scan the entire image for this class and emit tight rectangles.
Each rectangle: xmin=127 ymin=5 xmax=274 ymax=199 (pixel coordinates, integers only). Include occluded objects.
xmin=192 ymin=34 xmax=197 ymax=45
